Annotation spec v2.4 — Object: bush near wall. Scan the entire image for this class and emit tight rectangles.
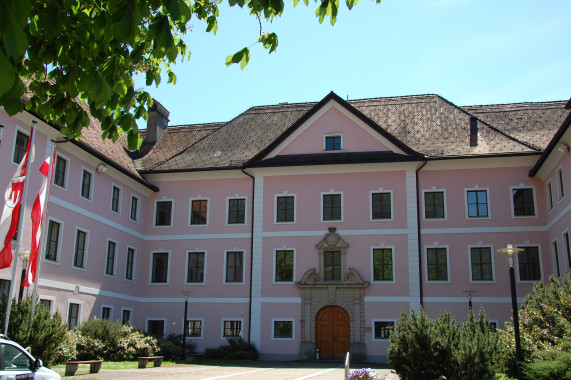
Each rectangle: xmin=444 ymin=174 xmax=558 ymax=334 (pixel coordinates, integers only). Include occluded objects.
xmin=204 ymin=337 xmax=259 ymax=360
xmin=0 ymin=297 xmax=66 ymax=366
xmin=388 ymin=308 xmax=500 ymax=380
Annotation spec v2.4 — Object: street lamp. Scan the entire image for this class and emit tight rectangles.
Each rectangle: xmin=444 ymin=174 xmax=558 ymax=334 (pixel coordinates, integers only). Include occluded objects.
xmin=181 ymin=291 xmax=191 ymax=362
xmin=497 ymin=244 xmax=525 ymax=380
xmin=463 ymin=288 xmax=476 ymax=310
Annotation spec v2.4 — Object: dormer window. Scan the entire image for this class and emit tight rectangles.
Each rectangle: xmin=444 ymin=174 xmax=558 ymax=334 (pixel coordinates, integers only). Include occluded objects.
xmin=324 ymin=134 xmax=342 ymax=151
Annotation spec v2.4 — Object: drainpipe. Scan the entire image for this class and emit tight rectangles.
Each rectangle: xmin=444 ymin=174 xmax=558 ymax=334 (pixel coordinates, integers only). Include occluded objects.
xmin=241 ymin=167 xmax=255 ymax=343
xmin=415 ymin=159 xmax=428 ymax=308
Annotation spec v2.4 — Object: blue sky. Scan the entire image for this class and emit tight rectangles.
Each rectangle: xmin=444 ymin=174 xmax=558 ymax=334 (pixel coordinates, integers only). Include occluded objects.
xmin=135 ymin=0 xmax=571 ymax=127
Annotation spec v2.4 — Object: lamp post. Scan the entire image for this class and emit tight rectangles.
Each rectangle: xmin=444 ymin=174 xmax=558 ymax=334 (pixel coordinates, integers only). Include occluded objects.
xmin=181 ymin=291 xmax=191 ymax=362
xmin=17 ymin=251 xmax=30 ymax=302
xmin=497 ymin=244 xmax=525 ymax=380
xmin=463 ymin=288 xmax=476 ymax=311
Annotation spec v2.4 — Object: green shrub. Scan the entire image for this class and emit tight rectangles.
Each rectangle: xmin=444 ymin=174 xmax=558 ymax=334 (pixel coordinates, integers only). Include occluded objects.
xmin=205 ymin=337 xmax=258 ymax=360
xmin=156 ymin=333 xmax=197 ymax=360
xmin=0 ymin=297 xmax=66 ymax=366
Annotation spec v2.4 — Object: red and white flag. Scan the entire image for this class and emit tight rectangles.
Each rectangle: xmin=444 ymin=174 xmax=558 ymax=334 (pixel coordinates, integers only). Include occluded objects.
xmin=23 ymin=146 xmax=55 ymax=286
xmin=0 ymin=132 xmax=33 ymax=268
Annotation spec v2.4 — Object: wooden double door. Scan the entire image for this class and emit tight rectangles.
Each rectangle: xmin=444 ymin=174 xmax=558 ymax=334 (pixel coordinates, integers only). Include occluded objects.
xmin=315 ymin=305 xmax=350 ymax=359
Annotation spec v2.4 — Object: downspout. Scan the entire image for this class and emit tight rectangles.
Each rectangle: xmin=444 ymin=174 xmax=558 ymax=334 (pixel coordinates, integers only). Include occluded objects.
xmin=415 ymin=158 xmax=428 ymax=308
xmin=241 ymin=167 xmax=255 ymax=343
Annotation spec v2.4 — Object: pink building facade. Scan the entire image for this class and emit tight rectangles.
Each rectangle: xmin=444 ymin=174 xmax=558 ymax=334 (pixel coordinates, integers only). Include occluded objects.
xmin=1 ymin=92 xmax=570 ymax=362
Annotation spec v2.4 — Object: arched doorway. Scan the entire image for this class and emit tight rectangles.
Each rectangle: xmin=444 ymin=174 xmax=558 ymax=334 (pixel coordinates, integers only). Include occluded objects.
xmin=315 ymin=305 xmax=350 ymax=359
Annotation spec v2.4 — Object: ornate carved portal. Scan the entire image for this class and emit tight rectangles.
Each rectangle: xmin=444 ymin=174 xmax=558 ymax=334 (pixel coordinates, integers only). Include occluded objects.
xmin=296 ymin=228 xmax=369 ymax=360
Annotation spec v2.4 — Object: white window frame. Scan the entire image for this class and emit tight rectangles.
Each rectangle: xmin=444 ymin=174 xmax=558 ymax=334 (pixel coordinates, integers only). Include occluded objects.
xmin=104 ymin=239 xmax=118 ymax=278
xmin=274 ymin=192 xmax=297 ymax=224
xmin=422 ymin=188 xmax=448 ymax=220
xmin=189 ymin=197 xmax=210 ymax=226
xmin=465 ymin=187 xmax=491 ymax=219
xmin=39 ymin=296 xmax=56 ymax=314
xmin=221 ymin=318 xmax=244 ymax=339
xmin=372 ymin=319 xmax=397 ymax=341
xmin=371 ymin=245 xmax=395 ymax=283
xmin=323 ymin=133 xmax=343 ymax=151
xmin=185 ymin=250 xmax=207 ymax=285
xmin=556 ymin=166 xmax=565 ymax=202
xmin=515 ymin=244 xmax=543 ymax=283
xmin=129 ymin=194 xmax=140 ymax=223
xmin=110 ymin=183 xmax=122 ymax=214
xmin=225 ymin=195 xmax=248 ymax=226
xmin=546 ymin=180 xmax=554 ymax=212
xmin=273 ymin=247 xmax=296 ymax=284
xmin=510 ymin=185 xmax=537 ymax=218
xmin=146 ymin=318 xmax=167 ymax=336
xmin=153 ymin=198 xmax=174 ymax=227
xmin=321 ymin=190 xmax=343 ymax=222
xmin=121 ymin=308 xmax=133 ymax=324
xmin=43 ymin=217 xmax=64 ymax=264
xmin=149 ymin=250 xmax=170 ymax=285
xmin=468 ymin=244 xmax=495 ymax=283
xmin=52 ymin=153 xmax=70 ymax=190
xmin=271 ymin=318 xmax=295 ymax=341
xmin=183 ymin=317 xmax=205 ymax=339
xmin=369 ymin=188 xmax=394 ymax=221
xmin=72 ymin=227 xmax=90 ymax=271
xmin=11 ymin=127 xmax=30 ymax=165
xmin=80 ymin=167 xmax=95 ymax=201
xmin=424 ymin=244 xmax=451 ymax=283
xmin=223 ymin=249 xmax=246 ymax=285
xmin=101 ymin=305 xmax=113 ymax=320
xmin=66 ymin=300 xmax=82 ymax=330
xmin=125 ymin=246 xmax=136 ymax=282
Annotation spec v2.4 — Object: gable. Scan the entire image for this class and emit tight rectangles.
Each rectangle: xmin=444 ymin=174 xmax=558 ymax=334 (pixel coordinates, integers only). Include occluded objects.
xmin=265 ymin=100 xmax=407 ymax=159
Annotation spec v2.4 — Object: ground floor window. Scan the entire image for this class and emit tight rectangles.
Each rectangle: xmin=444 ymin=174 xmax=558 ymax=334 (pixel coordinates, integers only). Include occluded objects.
xmin=147 ymin=319 xmax=165 ymax=337
xmin=101 ymin=307 xmax=112 ymax=320
xmin=185 ymin=320 xmax=202 ymax=338
xmin=518 ymin=246 xmax=541 ymax=281
xmin=68 ymin=303 xmax=80 ymax=330
xmin=122 ymin=309 xmax=132 ymax=324
xmin=373 ymin=321 xmax=395 ymax=340
xmin=223 ymin=320 xmax=242 ymax=338
xmin=273 ymin=320 xmax=294 ymax=340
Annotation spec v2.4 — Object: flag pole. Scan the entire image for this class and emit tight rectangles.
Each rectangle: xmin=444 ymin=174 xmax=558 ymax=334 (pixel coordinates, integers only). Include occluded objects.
xmin=28 ymin=140 xmax=56 ymax=330
xmin=3 ymin=122 xmax=36 ymax=335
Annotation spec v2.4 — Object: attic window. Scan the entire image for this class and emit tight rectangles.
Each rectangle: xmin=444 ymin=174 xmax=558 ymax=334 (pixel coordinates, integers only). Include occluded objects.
xmin=324 ymin=134 xmax=342 ymax=151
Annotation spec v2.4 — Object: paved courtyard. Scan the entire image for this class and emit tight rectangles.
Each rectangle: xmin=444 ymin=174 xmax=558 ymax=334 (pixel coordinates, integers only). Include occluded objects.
xmin=63 ymin=361 xmax=399 ymax=380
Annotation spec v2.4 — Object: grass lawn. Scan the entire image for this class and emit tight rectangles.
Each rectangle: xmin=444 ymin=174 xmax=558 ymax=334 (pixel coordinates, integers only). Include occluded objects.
xmin=51 ymin=360 xmax=183 ymax=377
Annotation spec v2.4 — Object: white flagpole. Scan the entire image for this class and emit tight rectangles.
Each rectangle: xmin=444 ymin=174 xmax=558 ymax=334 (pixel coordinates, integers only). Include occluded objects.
xmin=28 ymin=140 xmax=56 ymax=330
xmin=4 ymin=121 xmax=36 ymax=335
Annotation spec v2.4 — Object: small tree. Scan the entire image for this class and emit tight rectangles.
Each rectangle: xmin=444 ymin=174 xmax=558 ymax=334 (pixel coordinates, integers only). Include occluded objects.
xmin=0 ymin=297 xmax=66 ymax=366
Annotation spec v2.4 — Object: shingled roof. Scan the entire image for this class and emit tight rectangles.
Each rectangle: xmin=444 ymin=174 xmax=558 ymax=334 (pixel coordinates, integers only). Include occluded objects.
xmin=142 ymin=93 xmax=569 ymax=173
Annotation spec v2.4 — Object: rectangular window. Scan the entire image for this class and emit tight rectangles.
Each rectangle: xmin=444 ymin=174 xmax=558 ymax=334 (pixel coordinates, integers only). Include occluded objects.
xmin=371 ymin=192 xmax=392 ymax=220
xmin=191 ymin=199 xmax=208 ymax=225
xmin=122 ymin=309 xmax=132 ymax=324
xmin=130 ymin=196 xmax=139 ymax=222
xmin=273 ymin=320 xmax=294 ymax=339
xmin=187 ymin=252 xmax=205 ymax=283
xmin=427 ymin=247 xmax=448 ymax=281
xmin=155 ymin=200 xmax=173 ymax=226
xmin=547 ymin=182 xmax=554 ymax=211
xmin=512 ymin=188 xmax=535 ymax=216
xmin=225 ymin=251 xmax=244 ymax=283
xmin=13 ymin=130 xmax=29 ymax=164
xmin=125 ymin=248 xmax=135 ymax=281
xmin=275 ymin=250 xmax=294 ymax=282
xmin=151 ymin=252 xmax=169 ymax=283
xmin=111 ymin=185 xmax=121 ymax=213
xmin=81 ymin=169 xmax=93 ymax=200
xmin=223 ymin=320 xmax=241 ymax=337
xmin=227 ymin=198 xmax=246 ymax=224
xmin=467 ymin=189 xmax=488 ymax=218
xmin=53 ymin=155 xmax=68 ymax=188
xmin=324 ymin=134 xmax=342 ymax=151
xmin=276 ymin=196 xmax=295 ymax=223
xmin=557 ymin=168 xmax=565 ymax=200
xmin=185 ymin=320 xmax=202 ymax=337
xmin=101 ymin=307 xmax=111 ymax=320
xmin=552 ymin=241 xmax=561 ymax=277
xmin=424 ymin=191 xmax=445 ymax=219
xmin=373 ymin=248 xmax=393 ymax=281
xmin=373 ymin=321 xmax=395 ymax=340
xmin=564 ymin=232 xmax=571 ymax=272
xmin=68 ymin=303 xmax=80 ymax=330
xmin=0 ymin=280 xmax=11 ymax=300
xmin=324 ymin=250 xmax=341 ymax=281
xmin=45 ymin=220 xmax=61 ymax=261
xmin=518 ymin=246 xmax=541 ymax=281
xmin=470 ymin=247 xmax=493 ymax=281
xmin=40 ymin=299 xmax=52 ymax=312
xmin=147 ymin=320 xmax=165 ymax=337
xmin=105 ymin=241 xmax=116 ymax=276
xmin=73 ymin=229 xmax=87 ymax=269
xmin=322 ymin=193 xmax=342 ymax=221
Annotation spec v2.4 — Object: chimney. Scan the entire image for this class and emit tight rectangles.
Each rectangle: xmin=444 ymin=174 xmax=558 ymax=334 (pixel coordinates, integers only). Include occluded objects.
xmin=469 ymin=116 xmax=478 ymax=147
xmin=144 ymin=99 xmax=170 ymax=146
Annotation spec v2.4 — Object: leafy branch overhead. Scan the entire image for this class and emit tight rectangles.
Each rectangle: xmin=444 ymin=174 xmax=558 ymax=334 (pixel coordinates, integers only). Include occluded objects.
xmin=0 ymin=0 xmax=380 ymax=149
